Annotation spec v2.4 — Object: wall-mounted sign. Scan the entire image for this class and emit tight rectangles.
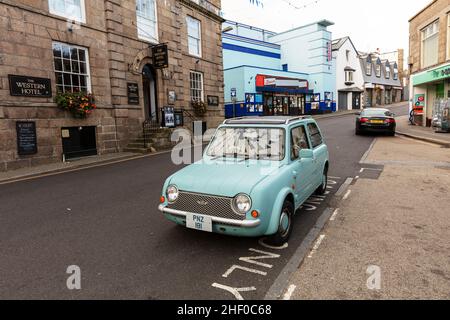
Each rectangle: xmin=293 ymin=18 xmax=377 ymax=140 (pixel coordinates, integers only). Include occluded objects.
xmin=16 ymin=121 xmax=38 ymax=155
xmin=326 ymin=41 xmax=332 ymax=62
xmin=207 ymin=95 xmax=219 ymax=106
xmin=163 ymin=106 xmax=175 ymax=128
xmin=256 ymin=74 xmax=308 ymax=89
xmin=127 ymin=82 xmax=140 ymax=105
xmin=168 ymin=90 xmax=176 ymax=104
xmin=9 ymin=75 xmax=52 ymax=98
xmin=152 ymin=44 xmax=169 ymax=69
xmin=414 ymin=94 xmax=425 ymax=114
xmin=174 ymin=111 xmax=184 ymax=127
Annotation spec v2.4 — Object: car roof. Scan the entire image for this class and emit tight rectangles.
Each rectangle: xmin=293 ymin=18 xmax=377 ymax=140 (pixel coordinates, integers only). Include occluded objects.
xmin=362 ymin=108 xmax=390 ymax=112
xmin=223 ymin=116 xmax=313 ymax=126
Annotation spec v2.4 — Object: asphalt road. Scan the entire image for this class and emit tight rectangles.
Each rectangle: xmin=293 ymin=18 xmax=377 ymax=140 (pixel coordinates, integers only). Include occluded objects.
xmin=0 ymin=103 xmax=409 ymax=300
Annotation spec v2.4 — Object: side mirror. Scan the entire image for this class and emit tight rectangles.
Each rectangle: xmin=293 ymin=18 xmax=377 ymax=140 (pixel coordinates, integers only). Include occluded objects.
xmin=299 ymin=149 xmax=314 ymax=159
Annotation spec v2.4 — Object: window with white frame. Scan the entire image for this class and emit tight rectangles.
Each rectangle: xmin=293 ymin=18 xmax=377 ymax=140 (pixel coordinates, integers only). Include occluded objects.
xmin=49 ymin=0 xmax=85 ymax=22
xmin=385 ymin=64 xmax=391 ymax=79
xmin=190 ymin=71 xmax=204 ymax=101
xmin=53 ymin=42 xmax=90 ymax=93
xmin=136 ymin=0 xmax=158 ymax=43
xmin=393 ymin=64 xmax=399 ymax=80
xmin=366 ymin=59 xmax=372 ymax=76
xmin=187 ymin=16 xmax=202 ymax=57
xmin=421 ymin=20 xmax=439 ymax=68
xmin=345 ymin=70 xmax=354 ymax=83
xmin=375 ymin=61 xmax=381 ymax=77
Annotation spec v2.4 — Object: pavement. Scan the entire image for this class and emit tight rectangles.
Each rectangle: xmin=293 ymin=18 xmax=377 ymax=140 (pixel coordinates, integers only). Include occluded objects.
xmin=395 ymin=115 xmax=450 ymax=148
xmin=287 ymin=135 xmax=450 ymax=300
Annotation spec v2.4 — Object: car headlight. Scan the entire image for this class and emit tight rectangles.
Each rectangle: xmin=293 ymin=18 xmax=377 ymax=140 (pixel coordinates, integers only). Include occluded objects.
xmin=232 ymin=193 xmax=252 ymax=215
xmin=166 ymin=185 xmax=179 ymax=203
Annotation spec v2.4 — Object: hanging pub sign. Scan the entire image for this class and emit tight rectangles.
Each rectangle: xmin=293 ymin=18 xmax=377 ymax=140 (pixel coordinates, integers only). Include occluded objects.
xmin=127 ymin=82 xmax=140 ymax=105
xmin=16 ymin=121 xmax=38 ymax=155
xmin=152 ymin=44 xmax=169 ymax=69
xmin=9 ymin=75 xmax=52 ymax=98
xmin=164 ymin=106 xmax=175 ymax=128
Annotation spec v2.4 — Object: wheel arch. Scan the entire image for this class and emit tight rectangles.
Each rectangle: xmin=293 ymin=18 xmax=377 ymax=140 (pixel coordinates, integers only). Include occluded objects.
xmin=265 ymin=187 xmax=295 ymax=236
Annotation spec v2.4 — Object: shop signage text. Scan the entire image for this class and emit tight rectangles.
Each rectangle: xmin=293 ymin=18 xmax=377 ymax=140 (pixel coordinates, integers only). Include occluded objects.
xmin=9 ymin=75 xmax=52 ymax=98
xmin=413 ymin=64 xmax=450 ymax=86
xmin=127 ymin=82 xmax=140 ymax=105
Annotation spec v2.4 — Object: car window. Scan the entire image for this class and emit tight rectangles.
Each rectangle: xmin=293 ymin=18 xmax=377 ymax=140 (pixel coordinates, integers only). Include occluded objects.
xmin=291 ymin=125 xmax=309 ymax=160
xmin=361 ymin=109 xmax=393 ymax=117
xmin=307 ymin=123 xmax=323 ymax=149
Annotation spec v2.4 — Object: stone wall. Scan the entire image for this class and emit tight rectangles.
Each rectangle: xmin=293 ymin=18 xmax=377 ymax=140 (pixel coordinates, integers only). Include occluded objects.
xmin=0 ymin=0 xmax=225 ymax=172
xmin=409 ymin=0 xmax=450 ymax=74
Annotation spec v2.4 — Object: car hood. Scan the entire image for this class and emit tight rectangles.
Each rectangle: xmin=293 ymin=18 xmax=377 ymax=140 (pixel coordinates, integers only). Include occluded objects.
xmin=168 ymin=159 xmax=282 ymax=197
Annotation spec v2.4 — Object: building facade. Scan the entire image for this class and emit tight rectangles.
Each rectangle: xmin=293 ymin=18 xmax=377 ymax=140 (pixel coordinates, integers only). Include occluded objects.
xmin=409 ymin=0 xmax=450 ymax=127
xmin=332 ymin=37 xmax=364 ymax=111
xmin=0 ymin=0 xmax=225 ymax=172
xmin=222 ymin=20 xmax=336 ymax=118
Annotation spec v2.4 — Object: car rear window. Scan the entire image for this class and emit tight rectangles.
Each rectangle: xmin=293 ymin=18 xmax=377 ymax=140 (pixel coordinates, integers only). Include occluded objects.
xmin=361 ymin=109 xmax=393 ymax=117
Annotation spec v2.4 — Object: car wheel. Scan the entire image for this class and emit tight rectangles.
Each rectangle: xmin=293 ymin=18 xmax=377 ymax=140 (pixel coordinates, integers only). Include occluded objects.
xmin=389 ymin=131 xmax=396 ymax=136
xmin=267 ymin=199 xmax=294 ymax=246
xmin=315 ymin=166 xmax=328 ymax=195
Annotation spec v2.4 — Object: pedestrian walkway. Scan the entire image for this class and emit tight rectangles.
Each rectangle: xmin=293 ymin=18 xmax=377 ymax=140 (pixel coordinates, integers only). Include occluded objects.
xmin=0 ymin=152 xmax=142 ymax=184
xmin=396 ymin=115 xmax=450 ymax=147
xmin=286 ymin=136 xmax=450 ymax=300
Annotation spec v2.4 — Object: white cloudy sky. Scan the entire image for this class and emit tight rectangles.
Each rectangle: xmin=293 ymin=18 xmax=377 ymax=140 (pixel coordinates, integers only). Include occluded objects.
xmin=222 ymin=0 xmax=432 ymax=55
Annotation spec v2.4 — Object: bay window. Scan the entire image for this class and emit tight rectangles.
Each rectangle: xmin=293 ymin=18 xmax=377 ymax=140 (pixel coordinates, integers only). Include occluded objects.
xmin=421 ymin=20 xmax=439 ymax=68
xmin=136 ymin=0 xmax=158 ymax=43
xmin=49 ymin=0 xmax=85 ymax=23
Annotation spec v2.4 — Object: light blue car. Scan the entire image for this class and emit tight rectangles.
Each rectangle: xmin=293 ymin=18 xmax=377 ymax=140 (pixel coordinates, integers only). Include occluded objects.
xmin=158 ymin=116 xmax=329 ymax=245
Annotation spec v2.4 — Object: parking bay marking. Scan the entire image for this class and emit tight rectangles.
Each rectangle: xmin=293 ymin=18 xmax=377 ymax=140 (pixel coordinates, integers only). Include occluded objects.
xmin=212 ymin=177 xmax=341 ymax=300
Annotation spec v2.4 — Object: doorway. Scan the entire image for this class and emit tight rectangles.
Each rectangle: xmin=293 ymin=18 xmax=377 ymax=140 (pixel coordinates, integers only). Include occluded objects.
xmin=338 ymin=92 xmax=348 ymax=110
xmin=62 ymin=126 xmax=97 ymax=159
xmin=142 ymin=64 xmax=158 ymax=122
xmin=352 ymin=93 xmax=361 ymax=109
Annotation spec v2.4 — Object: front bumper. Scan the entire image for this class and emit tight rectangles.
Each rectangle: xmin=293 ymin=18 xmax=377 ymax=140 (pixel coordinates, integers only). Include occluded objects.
xmin=158 ymin=204 xmax=261 ymax=228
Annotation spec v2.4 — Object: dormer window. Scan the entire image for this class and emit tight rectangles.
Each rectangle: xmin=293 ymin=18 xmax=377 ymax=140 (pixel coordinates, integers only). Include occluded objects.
xmin=375 ymin=59 xmax=381 ymax=77
xmin=393 ymin=63 xmax=399 ymax=80
xmin=385 ymin=64 xmax=391 ymax=79
xmin=366 ymin=56 xmax=372 ymax=76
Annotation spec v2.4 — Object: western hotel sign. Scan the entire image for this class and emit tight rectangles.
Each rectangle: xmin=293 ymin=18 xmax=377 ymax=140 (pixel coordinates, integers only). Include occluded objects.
xmin=8 ymin=75 xmax=52 ymax=97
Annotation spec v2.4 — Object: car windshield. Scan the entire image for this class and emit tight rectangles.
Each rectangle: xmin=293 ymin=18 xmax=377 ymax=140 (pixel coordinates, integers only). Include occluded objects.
xmin=206 ymin=127 xmax=285 ymax=161
xmin=361 ymin=109 xmax=393 ymax=117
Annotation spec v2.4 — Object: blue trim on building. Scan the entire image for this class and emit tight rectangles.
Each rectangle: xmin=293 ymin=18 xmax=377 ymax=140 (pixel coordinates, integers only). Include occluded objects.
xmin=223 ymin=43 xmax=281 ymax=59
xmin=224 ymin=65 xmax=309 ymax=77
xmin=222 ymin=33 xmax=281 ymax=49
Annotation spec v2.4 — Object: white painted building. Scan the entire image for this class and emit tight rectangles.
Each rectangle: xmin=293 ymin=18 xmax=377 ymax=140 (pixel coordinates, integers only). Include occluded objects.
xmin=332 ymin=37 xmax=365 ymax=111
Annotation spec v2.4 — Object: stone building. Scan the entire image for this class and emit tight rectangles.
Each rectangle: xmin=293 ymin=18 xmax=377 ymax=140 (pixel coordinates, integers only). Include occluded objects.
xmin=409 ymin=0 xmax=450 ymax=127
xmin=0 ymin=0 xmax=225 ymax=172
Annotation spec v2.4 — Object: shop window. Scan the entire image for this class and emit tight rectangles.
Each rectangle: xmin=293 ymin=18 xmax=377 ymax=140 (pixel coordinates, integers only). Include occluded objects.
xmin=187 ymin=16 xmax=202 ymax=57
xmin=136 ymin=0 xmax=158 ymax=43
xmin=49 ymin=0 xmax=85 ymax=23
xmin=421 ymin=20 xmax=439 ymax=68
xmin=53 ymin=42 xmax=91 ymax=93
xmin=190 ymin=71 xmax=204 ymax=102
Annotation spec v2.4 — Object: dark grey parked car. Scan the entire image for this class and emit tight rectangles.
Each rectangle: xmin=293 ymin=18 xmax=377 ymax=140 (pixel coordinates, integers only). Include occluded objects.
xmin=355 ymin=108 xmax=396 ymax=136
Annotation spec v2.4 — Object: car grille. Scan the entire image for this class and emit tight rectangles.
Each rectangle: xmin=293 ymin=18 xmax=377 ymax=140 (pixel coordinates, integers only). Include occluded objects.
xmin=167 ymin=191 xmax=245 ymax=221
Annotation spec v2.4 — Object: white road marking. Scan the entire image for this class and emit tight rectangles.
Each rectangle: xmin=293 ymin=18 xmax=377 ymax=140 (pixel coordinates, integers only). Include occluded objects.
xmin=222 ymin=265 xmax=267 ymax=278
xmin=282 ymin=285 xmax=297 ymax=300
xmin=239 ymin=249 xmax=280 ymax=269
xmin=308 ymin=235 xmax=325 ymax=258
xmin=330 ymin=209 xmax=340 ymax=221
xmin=343 ymin=190 xmax=352 ymax=200
xmin=212 ymin=283 xmax=256 ymax=300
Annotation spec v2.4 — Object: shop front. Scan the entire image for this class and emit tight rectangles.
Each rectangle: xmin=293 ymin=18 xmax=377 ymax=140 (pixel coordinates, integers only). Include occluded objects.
xmin=411 ymin=63 xmax=450 ymax=127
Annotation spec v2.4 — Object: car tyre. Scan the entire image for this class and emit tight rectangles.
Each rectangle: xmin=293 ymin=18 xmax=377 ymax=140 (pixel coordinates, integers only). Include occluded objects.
xmin=267 ymin=199 xmax=294 ymax=246
xmin=315 ymin=166 xmax=328 ymax=195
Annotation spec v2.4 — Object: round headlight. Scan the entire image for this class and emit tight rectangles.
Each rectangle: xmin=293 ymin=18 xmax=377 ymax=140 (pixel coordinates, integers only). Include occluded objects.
xmin=166 ymin=185 xmax=179 ymax=203
xmin=232 ymin=193 xmax=252 ymax=215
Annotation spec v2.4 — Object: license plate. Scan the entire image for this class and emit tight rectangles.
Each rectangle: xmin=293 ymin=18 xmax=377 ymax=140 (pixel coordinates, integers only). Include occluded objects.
xmin=370 ymin=120 xmax=384 ymax=124
xmin=186 ymin=214 xmax=213 ymax=233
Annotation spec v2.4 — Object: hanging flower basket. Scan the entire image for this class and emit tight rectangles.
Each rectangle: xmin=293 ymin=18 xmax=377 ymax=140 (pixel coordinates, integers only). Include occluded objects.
xmin=191 ymin=100 xmax=207 ymax=116
xmin=54 ymin=92 xmax=97 ymax=119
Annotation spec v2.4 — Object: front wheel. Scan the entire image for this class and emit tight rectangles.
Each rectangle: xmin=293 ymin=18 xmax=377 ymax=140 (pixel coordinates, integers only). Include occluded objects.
xmin=267 ymin=200 xmax=294 ymax=246
xmin=315 ymin=166 xmax=328 ymax=195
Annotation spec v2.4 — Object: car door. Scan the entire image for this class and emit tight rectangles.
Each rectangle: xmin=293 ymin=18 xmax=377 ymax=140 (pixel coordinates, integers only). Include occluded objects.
xmin=306 ymin=122 xmax=327 ymax=189
xmin=290 ymin=125 xmax=314 ymax=205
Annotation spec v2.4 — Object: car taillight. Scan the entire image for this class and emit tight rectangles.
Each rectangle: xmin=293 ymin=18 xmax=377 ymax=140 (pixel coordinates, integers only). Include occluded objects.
xmin=386 ymin=118 xmax=396 ymax=124
xmin=360 ymin=118 xmax=369 ymax=123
